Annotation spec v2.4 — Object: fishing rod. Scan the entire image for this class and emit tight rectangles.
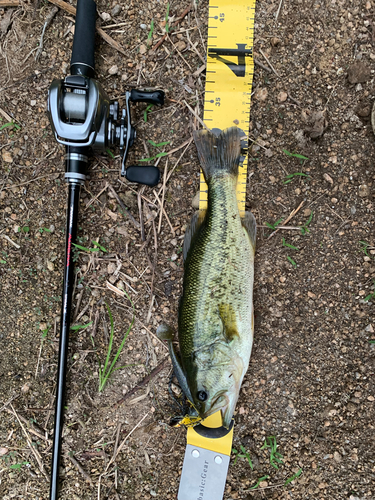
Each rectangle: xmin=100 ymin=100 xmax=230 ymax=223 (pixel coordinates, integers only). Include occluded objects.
xmin=46 ymin=0 xmax=164 ymax=497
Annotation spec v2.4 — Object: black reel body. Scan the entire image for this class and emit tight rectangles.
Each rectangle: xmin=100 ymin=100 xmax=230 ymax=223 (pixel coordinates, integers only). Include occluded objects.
xmin=47 ymin=75 xmax=164 ymax=186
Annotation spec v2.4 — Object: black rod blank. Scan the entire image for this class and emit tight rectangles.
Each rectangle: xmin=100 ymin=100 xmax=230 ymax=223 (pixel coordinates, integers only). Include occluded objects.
xmin=49 ymin=182 xmax=81 ymax=500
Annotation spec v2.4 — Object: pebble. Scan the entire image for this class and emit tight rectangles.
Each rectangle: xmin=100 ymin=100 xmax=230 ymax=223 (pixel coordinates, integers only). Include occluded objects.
xmin=140 ymin=23 xmax=147 ymax=29
xmin=111 ymin=4 xmax=121 ymax=16
xmin=139 ymin=44 xmax=147 ymax=55
xmin=254 ymin=88 xmax=268 ymax=101
xmin=333 ymin=451 xmax=342 ymax=462
xmin=108 ymin=65 xmax=119 ymax=75
xmin=0 ymin=447 xmax=8 ymax=456
xmin=47 ymin=260 xmax=54 ymax=271
xmin=323 ymin=173 xmax=333 ymax=184
xmin=30 ymin=100 xmax=36 ymax=106
xmin=170 ymin=253 xmax=178 ymax=261
xmin=365 ymin=324 xmax=374 ymax=333
xmin=101 ymin=12 xmax=111 ymax=22
xmin=2 ymin=151 xmax=13 ymax=163
xmin=278 ymin=91 xmax=287 ymax=103
xmin=107 ymin=262 xmax=116 ymax=274
xmin=176 ymin=40 xmax=186 ymax=51
xmin=358 ymin=184 xmax=370 ymax=197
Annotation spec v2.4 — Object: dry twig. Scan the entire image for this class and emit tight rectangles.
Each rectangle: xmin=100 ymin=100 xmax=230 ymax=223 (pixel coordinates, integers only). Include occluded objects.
xmin=268 ymin=201 xmax=304 ymax=238
xmin=113 ymin=356 xmax=169 ymax=408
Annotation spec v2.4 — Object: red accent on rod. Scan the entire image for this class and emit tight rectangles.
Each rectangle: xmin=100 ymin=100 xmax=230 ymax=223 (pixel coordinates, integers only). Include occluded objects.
xmin=66 ymin=233 xmax=72 ymax=267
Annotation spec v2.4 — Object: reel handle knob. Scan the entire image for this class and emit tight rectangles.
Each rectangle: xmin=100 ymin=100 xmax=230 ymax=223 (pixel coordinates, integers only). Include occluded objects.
xmin=124 ymin=166 xmax=161 ymax=187
xmin=130 ymin=89 xmax=165 ymax=106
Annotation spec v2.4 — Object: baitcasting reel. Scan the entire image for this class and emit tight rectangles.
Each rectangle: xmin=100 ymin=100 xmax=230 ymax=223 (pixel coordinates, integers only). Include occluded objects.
xmin=47 ymin=75 xmax=164 ymax=186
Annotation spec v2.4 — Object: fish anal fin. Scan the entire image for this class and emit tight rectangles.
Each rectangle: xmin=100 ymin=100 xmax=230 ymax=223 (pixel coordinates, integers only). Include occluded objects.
xmin=183 ymin=209 xmax=206 ymax=261
xmin=218 ymin=303 xmax=239 ymax=343
xmin=241 ymin=211 xmax=257 ymax=250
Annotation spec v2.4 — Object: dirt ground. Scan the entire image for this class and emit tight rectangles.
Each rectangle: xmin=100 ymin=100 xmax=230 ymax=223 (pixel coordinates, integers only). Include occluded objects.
xmin=1 ymin=0 xmax=375 ymax=499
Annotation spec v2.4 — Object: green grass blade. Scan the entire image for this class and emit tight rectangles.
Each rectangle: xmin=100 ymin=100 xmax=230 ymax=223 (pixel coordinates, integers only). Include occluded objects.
xmin=249 ymin=475 xmax=269 ymax=490
xmin=284 ymin=468 xmax=302 ymax=486
xmin=92 ymin=240 xmax=108 ymax=252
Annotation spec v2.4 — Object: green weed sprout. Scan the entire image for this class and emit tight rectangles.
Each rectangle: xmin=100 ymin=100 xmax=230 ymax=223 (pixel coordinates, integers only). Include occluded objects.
xmin=165 ymin=3 xmax=170 ymax=33
xmin=284 ymin=468 xmax=302 ymax=486
xmin=265 ymin=218 xmax=283 ymax=231
xmin=249 ymin=475 xmax=270 ymax=490
xmin=232 ymin=445 xmax=253 ymax=469
xmin=364 ymin=280 xmax=375 ymax=302
xmin=147 ymin=20 xmax=154 ymax=44
xmin=261 ymin=436 xmax=283 ymax=469
xmin=283 ymin=172 xmax=309 ymax=184
xmin=95 ymin=299 xmax=135 ymax=392
xmin=283 ymin=149 xmax=309 ymax=162
xmin=301 ymin=211 xmax=313 ymax=235
xmin=282 ymin=238 xmax=299 ymax=250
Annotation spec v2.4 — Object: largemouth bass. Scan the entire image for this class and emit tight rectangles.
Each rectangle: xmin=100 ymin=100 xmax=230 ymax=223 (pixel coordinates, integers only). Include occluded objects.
xmin=158 ymin=127 xmax=256 ymax=428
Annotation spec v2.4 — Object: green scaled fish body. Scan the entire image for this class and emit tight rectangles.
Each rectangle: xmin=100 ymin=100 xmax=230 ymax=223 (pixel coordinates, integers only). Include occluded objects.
xmin=158 ymin=127 xmax=256 ymax=428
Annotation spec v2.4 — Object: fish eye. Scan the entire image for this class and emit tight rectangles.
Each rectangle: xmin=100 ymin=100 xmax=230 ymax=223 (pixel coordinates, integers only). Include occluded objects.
xmin=197 ymin=390 xmax=208 ymax=402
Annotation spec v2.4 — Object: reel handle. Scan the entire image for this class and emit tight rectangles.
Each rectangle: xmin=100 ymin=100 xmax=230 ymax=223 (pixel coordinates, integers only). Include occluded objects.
xmin=124 ymin=166 xmax=161 ymax=187
xmin=130 ymin=89 xmax=165 ymax=106
xmin=70 ymin=0 xmax=96 ymax=77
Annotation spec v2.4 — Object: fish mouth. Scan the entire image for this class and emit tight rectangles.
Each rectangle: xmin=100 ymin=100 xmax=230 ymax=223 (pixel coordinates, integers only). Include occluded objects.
xmin=202 ymin=392 xmax=237 ymax=428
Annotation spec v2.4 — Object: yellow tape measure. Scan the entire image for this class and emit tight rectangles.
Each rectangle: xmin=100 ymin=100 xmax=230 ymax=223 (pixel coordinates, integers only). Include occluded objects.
xmin=199 ymin=0 xmax=256 ymax=217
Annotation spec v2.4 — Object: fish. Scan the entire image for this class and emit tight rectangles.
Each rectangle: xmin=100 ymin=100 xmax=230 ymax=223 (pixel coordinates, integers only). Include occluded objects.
xmin=157 ymin=126 xmax=256 ymax=429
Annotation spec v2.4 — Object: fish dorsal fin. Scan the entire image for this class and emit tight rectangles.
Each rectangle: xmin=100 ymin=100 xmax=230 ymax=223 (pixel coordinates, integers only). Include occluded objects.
xmin=183 ymin=209 xmax=206 ymax=262
xmin=241 ymin=211 xmax=257 ymax=251
xmin=218 ymin=304 xmax=239 ymax=343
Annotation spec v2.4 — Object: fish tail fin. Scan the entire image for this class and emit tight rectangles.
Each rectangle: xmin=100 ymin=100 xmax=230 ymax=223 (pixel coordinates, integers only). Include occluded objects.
xmin=193 ymin=127 xmax=242 ymax=181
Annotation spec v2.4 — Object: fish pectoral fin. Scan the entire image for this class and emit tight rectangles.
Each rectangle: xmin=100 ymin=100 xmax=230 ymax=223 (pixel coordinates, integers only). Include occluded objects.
xmin=156 ymin=323 xmax=175 ymax=341
xmin=218 ymin=303 xmax=239 ymax=343
xmin=241 ymin=211 xmax=257 ymax=251
xmin=168 ymin=339 xmax=195 ymax=405
xmin=183 ymin=210 xmax=206 ymax=261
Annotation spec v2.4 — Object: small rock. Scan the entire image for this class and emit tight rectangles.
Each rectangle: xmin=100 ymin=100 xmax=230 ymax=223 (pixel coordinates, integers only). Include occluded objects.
xmin=108 ymin=65 xmax=119 ymax=75
xmin=346 ymin=402 xmax=356 ymax=412
xmin=39 ymin=323 xmax=47 ymax=331
xmin=176 ymin=40 xmax=186 ymax=51
xmin=100 ymin=12 xmax=111 ymax=22
xmin=140 ymin=23 xmax=147 ymax=29
xmin=323 ymin=173 xmax=333 ymax=184
xmin=308 ymin=291 xmax=316 ymax=299
xmin=139 ymin=44 xmax=147 ymax=55
xmin=2 ymin=151 xmax=13 ymax=163
xmin=192 ymin=191 xmax=200 ymax=209
xmin=170 ymin=238 xmax=177 ymax=246
xmin=278 ymin=91 xmax=287 ymax=103
xmin=365 ymin=324 xmax=374 ymax=333
xmin=358 ymin=184 xmax=370 ymax=197
xmin=117 ymin=226 xmax=128 ymax=237
xmin=368 ymin=395 xmax=375 ymax=401
xmin=302 ymin=109 xmax=328 ymax=138
xmin=30 ymin=100 xmax=37 ymax=106
xmin=47 ymin=260 xmax=54 ymax=272
xmin=107 ymin=262 xmax=116 ymax=274
xmin=21 ymin=384 xmax=30 ymax=394
xmin=111 ymin=4 xmax=121 ymax=16
xmin=0 ymin=447 xmax=8 ymax=456
xmin=170 ymin=254 xmax=178 ymax=261
xmin=348 ymin=62 xmax=371 ymax=84
xmin=270 ymin=37 xmax=281 ymax=46
xmin=254 ymin=87 xmax=268 ymax=101
xmin=333 ymin=451 xmax=342 ymax=462
xmin=304 ymin=208 xmax=312 ymax=217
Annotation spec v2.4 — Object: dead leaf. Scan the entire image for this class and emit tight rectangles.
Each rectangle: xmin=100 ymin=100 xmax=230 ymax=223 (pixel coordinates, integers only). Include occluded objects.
xmin=1 ymin=9 xmax=14 ymax=34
